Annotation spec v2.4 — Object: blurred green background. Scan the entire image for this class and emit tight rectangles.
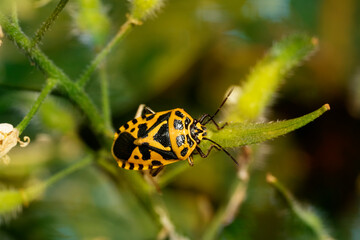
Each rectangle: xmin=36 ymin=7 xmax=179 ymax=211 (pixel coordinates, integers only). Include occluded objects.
xmin=1 ymin=0 xmax=360 ymax=239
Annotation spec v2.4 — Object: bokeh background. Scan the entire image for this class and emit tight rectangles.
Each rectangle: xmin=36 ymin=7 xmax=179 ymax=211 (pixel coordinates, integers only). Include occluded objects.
xmin=1 ymin=0 xmax=360 ymax=239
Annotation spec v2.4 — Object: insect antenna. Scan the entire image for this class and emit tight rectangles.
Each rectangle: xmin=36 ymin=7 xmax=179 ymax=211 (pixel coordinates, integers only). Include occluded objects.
xmin=203 ymin=137 xmax=238 ymax=166
xmin=200 ymin=88 xmax=234 ymax=125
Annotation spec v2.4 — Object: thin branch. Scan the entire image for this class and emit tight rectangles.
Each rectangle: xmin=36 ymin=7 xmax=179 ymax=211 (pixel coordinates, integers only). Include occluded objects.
xmin=16 ymin=78 xmax=57 ymax=134
xmin=31 ymin=0 xmax=69 ymax=47
xmin=267 ymin=174 xmax=335 ymax=240
xmin=203 ymin=147 xmax=252 ymax=240
xmin=76 ymin=15 xmax=141 ymax=87
xmin=0 ymin=12 xmax=112 ymax=139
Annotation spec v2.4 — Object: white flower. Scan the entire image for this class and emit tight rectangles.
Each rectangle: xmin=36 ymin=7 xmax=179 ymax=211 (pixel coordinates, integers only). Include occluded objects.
xmin=0 ymin=123 xmax=30 ymax=165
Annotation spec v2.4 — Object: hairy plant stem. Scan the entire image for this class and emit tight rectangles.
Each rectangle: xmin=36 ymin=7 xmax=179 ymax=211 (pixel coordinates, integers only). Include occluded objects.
xmin=16 ymin=78 xmax=57 ymax=135
xmin=31 ymin=0 xmax=69 ymax=48
xmin=76 ymin=16 xmax=140 ymax=87
xmin=0 ymin=13 xmax=112 ymax=138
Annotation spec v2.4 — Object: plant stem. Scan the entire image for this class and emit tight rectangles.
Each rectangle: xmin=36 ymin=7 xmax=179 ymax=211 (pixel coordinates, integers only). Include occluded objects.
xmin=44 ymin=155 xmax=93 ymax=188
xmin=267 ymin=174 xmax=335 ymax=240
xmin=0 ymin=13 xmax=111 ymax=138
xmin=99 ymin=62 xmax=112 ymax=129
xmin=76 ymin=16 xmax=138 ymax=87
xmin=203 ymin=147 xmax=252 ymax=240
xmin=25 ymin=155 xmax=93 ymax=202
xmin=16 ymin=78 xmax=57 ymax=134
xmin=31 ymin=0 xmax=69 ymax=47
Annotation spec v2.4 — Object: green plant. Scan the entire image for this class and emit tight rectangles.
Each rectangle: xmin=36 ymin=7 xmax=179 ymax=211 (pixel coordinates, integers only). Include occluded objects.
xmin=0 ymin=1 xmax=332 ymax=239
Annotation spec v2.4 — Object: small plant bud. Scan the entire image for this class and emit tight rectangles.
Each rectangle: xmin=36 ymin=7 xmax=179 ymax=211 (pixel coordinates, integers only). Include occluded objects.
xmin=129 ymin=0 xmax=165 ymax=21
xmin=73 ymin=0 xmax=110 ymax=47
xmin=0 ymin=188 xmax=24 ymax=221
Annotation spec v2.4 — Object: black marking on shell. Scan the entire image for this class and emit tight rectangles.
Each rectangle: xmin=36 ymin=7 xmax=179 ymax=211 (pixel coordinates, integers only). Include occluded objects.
xmin=146 ymin=114 xmax=155 ymax=121
xmin=185 ymin=117 xmax=191 ymax=129
xmin=175 ymin=110 xmax=184 ymax=118
xmin=153 ymin=123 xmax=171 ymax=147
xmin=129 ymin=163 xmax=134 ymax=170
xmin=186 ymin=134 xmax=194 ymax=148
xmin=139 ymin=144 xmax=151 ymax=160
xmin=132 ymin=119 xmax=138 ymax=124
xmin=113 ymin=132 xmax=136 ymax=161
xmin=138 ymin=164 xmax=144 ymax=170
xmin=181 ymin=147 xmax=188 ymax=157
xmin=151 ymin=160 xmax=163 ymax=166
xmin=146 ymin=112 xmax=171 ymax=134
xmin=137 ymin=123 xmax=148 ymax=138
xmin=176 ymin=135 xmax=185 ymax=147
xmin=124 ymin=123 xmax=129 ymax=129
xmin=146 ymin=144 xmax=178 ymax=160
xmin=174 ymin=119 xmax=184 ymax=130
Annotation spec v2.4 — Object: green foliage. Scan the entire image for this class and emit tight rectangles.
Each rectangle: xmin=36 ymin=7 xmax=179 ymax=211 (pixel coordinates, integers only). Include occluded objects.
xmin=0 ymin=1 xmax=336 ymax=239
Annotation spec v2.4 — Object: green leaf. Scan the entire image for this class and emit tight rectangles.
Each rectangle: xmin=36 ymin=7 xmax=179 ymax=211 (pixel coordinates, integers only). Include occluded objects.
xmin=202 ymin=104 xmax=330 ymax=149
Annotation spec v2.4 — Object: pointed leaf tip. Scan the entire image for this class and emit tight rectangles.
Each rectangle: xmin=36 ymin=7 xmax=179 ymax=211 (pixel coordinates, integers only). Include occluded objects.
xmin=311 ymin=37 xmax=319 ymax=47
xmin=266 ymin=173 xmax=277 ymax=183
xmin=323 ymin=103 xmax=330 ymax=111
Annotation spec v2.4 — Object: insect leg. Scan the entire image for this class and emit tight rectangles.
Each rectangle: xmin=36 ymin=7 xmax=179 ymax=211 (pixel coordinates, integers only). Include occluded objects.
xmin=187 ymin=156 xmax=194 ymax=166
xmin=142 ymin=171 xmax=161 ymax=193
xmin=135 ymin=104 xmax=156 ymax=118
xmin=197 ymin=138 xmax=238 ymax=166
xmin=201 ymin=115 xmax=228 ymax=130
xmin=150 ymin=166 xmax=164 ymax=177
xmin=196 ymin=145 xmax=220 ymax=158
